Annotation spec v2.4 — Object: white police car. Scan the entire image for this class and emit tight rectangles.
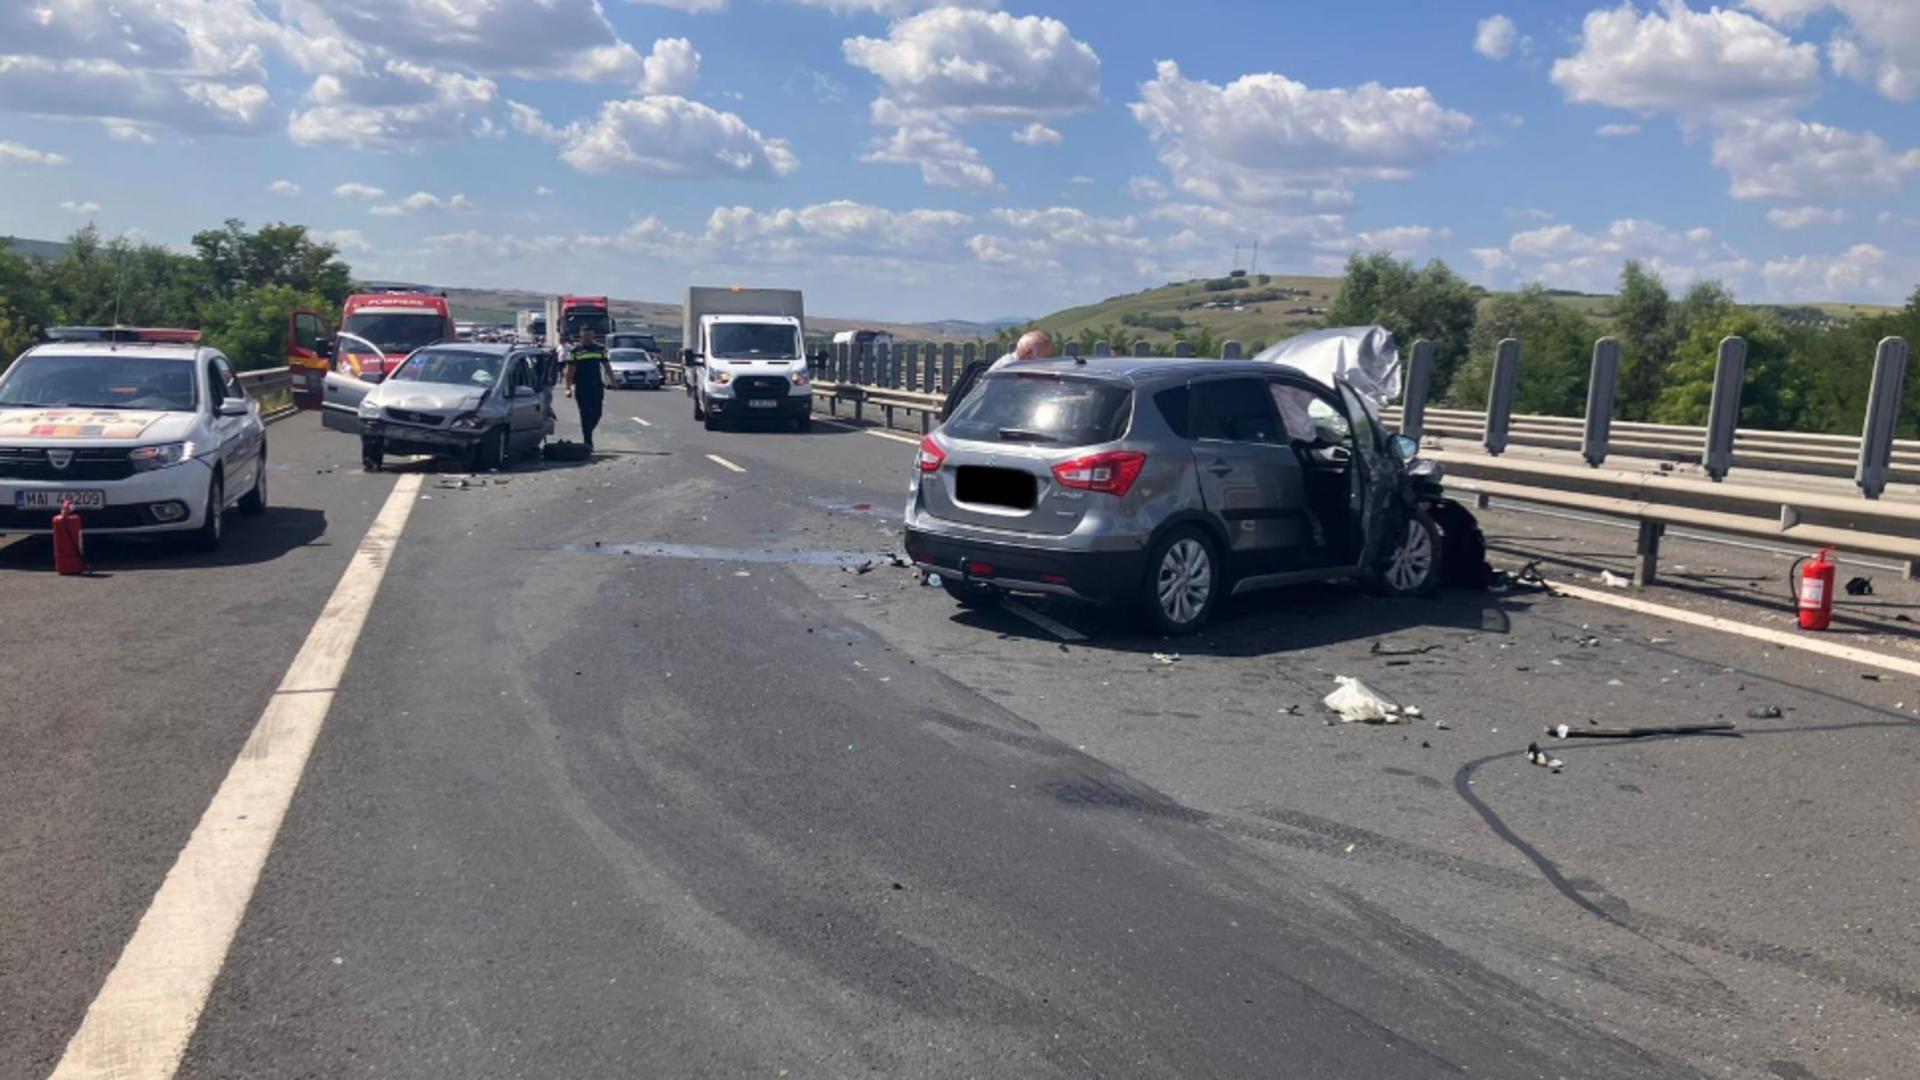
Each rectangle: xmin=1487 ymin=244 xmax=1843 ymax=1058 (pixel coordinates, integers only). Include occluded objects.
xmin=0 ymin=340 xmax=267 ymax=551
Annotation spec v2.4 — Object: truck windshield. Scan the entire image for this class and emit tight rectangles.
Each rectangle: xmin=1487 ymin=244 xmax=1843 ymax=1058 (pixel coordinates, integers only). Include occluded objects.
xmin=564 ymin=310 xmax=613 ymax=338
xmin=0 ymin=355 xmax=197 ymax=412
xmin=343 ymin=313 xmax=448 ymax=354
xmin=944 ymin=375 xmax=1132 ymax=446
xmin=389 ymin=349 xmax=502 ymax=387
xmin=711 ymin=324 xmax=799 ymax=360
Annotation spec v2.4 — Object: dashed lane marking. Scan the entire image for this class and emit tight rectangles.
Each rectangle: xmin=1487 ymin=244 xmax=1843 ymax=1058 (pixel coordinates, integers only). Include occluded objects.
xmin=1550 ymin=578 xmax=1920 ymax=679
xmin=1003 ymin=599 xmax=1090 ymax=643
xmin=50 ymin=472 xmax=426 ymax=1080
xmin=812 ymin=417 xmax=922 ymax=446
xmin=631 ymin=417 xmax=653 ymax=427
xmin=706 ymin=453 xmax=747 ymax=474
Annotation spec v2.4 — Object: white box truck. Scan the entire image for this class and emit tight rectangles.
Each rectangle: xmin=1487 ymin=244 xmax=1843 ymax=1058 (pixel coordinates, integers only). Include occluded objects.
xmin=682 ymin=285 xmax=811 ymax=432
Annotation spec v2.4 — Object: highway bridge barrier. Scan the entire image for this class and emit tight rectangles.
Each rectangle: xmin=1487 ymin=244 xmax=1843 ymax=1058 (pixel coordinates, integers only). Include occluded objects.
xmin=237 ymin=367 xmax=297 ymax=423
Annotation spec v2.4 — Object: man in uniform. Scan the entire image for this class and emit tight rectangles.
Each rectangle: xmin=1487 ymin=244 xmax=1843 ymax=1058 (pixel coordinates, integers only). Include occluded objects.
xmin=563 ymin=327 xmax=614 ymax=449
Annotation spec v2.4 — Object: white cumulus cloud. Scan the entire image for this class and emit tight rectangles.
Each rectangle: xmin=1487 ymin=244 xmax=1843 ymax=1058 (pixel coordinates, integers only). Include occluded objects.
xmin=370 ymin=191 xmax=471 ymax=216
xmin=1475 ymin=15 xmax=1520 ymax=60
xmin=268 ymin=179 xmax=302 ymax=196
xmin=859 ymin=112 xmax=996 ymax=191
xmin=1550 ymin=1 xmax=1821 ymax=120
xmin=61 ymin=199 xmax=101 ymax=214
xmin=1129 ymin=60 xmax=1473 ymax=208
xmin=1012 ymin=122 xmax=1062 ymax=147
xmin=0 ymin=140 xmax=68 ymax=166
xmin=1597 ymin=122 xmax=1643 ymax=137
xmin=313 ymin=228 xmax=372 ymax=253
xmin=334 ymin=182 xmax=385 ymax=200
xmin=521 ymin=97 xmax=799 ymax=181
xmin=1711 ymin=118 xmax=1920 ymax=200
xmin=1765 ymin=205 xmax=1849 ymax=229
xmin=843 ymin=8 xmax=1100 ymax=123
xmin=640 ymin=38 xmax=701 ymax=95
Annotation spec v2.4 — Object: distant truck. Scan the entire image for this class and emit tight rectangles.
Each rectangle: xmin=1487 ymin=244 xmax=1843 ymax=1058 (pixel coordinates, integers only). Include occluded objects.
xmin=515 ymin=309 xmax=546 ymax=344
xmin=682 ymin=285 xmax=811 ymax=432
xmin=560 ymin=296 xmax=613 ymax=341
xmin=832 ymin=329 xmax=893 ymax=355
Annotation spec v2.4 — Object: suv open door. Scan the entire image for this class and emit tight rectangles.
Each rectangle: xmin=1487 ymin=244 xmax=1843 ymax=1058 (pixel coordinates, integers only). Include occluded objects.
xmin=320 ymin=333 xmax=386 ymax=434
xmin=1336 ymin=379 xmax=1407 ymax=574
xmin=287 ymin=308 xmax=331 ymax=406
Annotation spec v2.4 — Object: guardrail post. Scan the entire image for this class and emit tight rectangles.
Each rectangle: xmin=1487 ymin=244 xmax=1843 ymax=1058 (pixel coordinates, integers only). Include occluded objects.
xmin=1583 ymin=337 xmax=1621 ymax=468
xmin=1066 ymin=341 xmax=1080 ymax=359
xmin=1400 ymin=339 xmax=1434 ymax=440
xmin=1483 ymin=338 xmax=1520 ymax=456
xmin=1856 ymin=336 xmax=1908 ymax=500
xmin=1702 ymin=336 xmax=1747 ymax=482
xmin=1635 ymin=521 xmax=1664 ymax=587
xmin=961 ymin=343 xmax=976 ymax=389
xmin=1173 ymin=341 xmax=1193 ymax=358
xmin=1133 ymin=341 xmax=1151 ymax=357
xmin=942 ymin=343 xmax=957 ymax=390
xmin=1094 ymin=340 xmax=1111 ymax=357
xmin=1221 ymin=340 xmax=1242 ymax=360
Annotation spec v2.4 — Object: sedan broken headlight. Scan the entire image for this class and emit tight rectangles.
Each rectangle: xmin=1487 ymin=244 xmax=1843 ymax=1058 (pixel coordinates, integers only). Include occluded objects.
xmin=450 ymin=412 xmax=487 ymax=431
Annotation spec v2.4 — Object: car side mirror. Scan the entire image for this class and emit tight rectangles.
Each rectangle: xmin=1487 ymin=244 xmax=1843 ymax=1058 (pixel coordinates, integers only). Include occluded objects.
xmin=217 ymin=397 xmax=251 ymax=417
xmin=682 ymin=348 xmax=699 ymax=366
xmin=1389 ymin=433 xmax=1419 ymax=462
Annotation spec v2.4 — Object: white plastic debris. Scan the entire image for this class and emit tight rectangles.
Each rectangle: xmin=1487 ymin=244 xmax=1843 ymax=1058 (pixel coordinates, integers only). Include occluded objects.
xmin=1551 ymin=723 xmax=1572 ymax=739
xmin=1152 ymin=652 xmax=1181 ymax=665
xmin=1526 ymin=743 xmax=1564 ymax=771
xmin=1600 ymin=570 xmax=1631 ymax=588
xmin=1323 ymin=675 xmax=1404 ymax=724
xmin=925 ymin=573 xmax=944 ymax=587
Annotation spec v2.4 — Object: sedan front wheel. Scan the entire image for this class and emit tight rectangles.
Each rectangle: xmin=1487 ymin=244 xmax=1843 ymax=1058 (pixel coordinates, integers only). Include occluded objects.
xmin=1141 ymin=526 xmax=1219 ymax=636
xmin=1375 ymin=513 xmax=1443 ymax=597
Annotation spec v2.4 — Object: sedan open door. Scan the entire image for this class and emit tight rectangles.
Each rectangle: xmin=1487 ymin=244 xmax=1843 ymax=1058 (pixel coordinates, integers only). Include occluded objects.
xmin=320 ymin=332 xmax=387 ymax=434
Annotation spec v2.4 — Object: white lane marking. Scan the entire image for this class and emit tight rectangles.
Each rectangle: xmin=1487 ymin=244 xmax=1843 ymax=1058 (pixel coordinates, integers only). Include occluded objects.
xmin=50 ymin=473 xmax=425 ymax=1080
xmin=1003 ymin=599 xmax=1089 ymax=643
xmin=812 ymin=417 xmax=922 ymax=446
xmin=706 ymin=453 xmax=747 ymax=474
xmin=631 ymin=417 xmax=652 ymax=428
xmin=1549 ymin=579 xmax=1920 ymax=678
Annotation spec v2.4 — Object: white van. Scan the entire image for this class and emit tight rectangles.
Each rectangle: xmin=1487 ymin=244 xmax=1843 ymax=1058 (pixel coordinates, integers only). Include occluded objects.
xmin=682 ymin=286 xmax=812 ymax=432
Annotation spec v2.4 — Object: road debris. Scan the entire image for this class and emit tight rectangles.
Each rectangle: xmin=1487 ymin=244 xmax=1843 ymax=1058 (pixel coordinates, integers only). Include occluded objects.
xmin=1745 ymin=705 xmax=1783 ymax=719
xmin=1845 ymin=576 xmax=1874 ymax=597
xmin=1152 ymin=652 xmax=1181 ymax=665
xmin=1370 ymin=640 xmax=1441 ymax=657
xmin=1525 ymin=743 xmax=1564 ymax=772
xmin=1600 ymin=570 xmax=1631 ymax=589
xmin=1323 ymin=676 xmax=1405 ymax=723
xmin=1547 ymin=721 xmax=1738 ymax=739
xmin=924 ymin=572 xmax=944 ymax=588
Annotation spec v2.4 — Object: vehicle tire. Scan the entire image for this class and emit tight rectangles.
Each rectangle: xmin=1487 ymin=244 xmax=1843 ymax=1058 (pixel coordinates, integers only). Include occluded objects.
xmin=1140 ymin=525 xmax=1220 ymax=636
xmin=1373 ymin=512 xmax=1443 ymax=597
xmin=703 ymin=408 xmax=721 ymax=432
xmin=193 ymin=474 xmax=225 ymax=554
xmin=239 ymin=453 xmax=268 ymax=516
xmin=489 ymin=425 xmax=511 ymax=472
xmin=794 ymin=413 xmax=813 ymax=433
xmin=361 ymin=437 xmax=384 ymax=472
xmin=942 ymin=577 xmax=1002 ymax=609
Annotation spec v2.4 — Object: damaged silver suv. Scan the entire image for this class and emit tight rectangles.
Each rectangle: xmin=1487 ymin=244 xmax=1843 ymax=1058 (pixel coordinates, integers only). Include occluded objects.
xmin=903 ymin=356 xmax=1446 ymax=635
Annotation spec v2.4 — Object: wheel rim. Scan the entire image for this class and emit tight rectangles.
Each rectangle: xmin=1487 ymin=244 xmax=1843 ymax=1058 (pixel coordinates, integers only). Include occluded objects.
xmin=1386 ymin=520 xmax=1433 ymax=592
xmin=1156 ymin=538 xmax=1212 ymax=625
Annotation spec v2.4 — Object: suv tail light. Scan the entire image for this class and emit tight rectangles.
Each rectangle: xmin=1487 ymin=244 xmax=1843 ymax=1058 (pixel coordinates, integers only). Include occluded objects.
xmin=1051 ymin=451 xmax=1146 ymax=496
xmin=916 ymin=435 xmax=946 ymax=473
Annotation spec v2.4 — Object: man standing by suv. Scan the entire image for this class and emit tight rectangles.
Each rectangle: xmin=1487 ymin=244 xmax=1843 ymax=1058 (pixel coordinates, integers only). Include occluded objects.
xmin=563 ymin=327 xmax=613 ymax=449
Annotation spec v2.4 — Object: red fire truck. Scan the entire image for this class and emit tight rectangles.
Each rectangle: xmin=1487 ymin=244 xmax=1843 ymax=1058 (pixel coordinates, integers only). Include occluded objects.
xmin=559 ymin=296 xmax=614 ymax=341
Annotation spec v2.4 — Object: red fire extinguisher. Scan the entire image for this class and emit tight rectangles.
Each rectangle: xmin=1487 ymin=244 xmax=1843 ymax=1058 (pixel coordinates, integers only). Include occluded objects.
xmin=1797 ymin=547 xmax=1836 ymax=631
xmin=52 ymin=500 xmax=86 ymax=576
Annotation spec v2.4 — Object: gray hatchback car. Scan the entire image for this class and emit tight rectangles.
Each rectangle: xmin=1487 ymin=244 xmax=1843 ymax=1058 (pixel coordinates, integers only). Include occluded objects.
xmin=903 ymin=357 xmax=1441 ymax=635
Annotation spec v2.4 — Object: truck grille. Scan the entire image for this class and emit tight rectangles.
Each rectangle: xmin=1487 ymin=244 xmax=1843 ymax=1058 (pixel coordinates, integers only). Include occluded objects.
xmin=0 ymin=447 xmax=135 ymax=481
xmin=734 ymin=376 xmax=789 ymax=400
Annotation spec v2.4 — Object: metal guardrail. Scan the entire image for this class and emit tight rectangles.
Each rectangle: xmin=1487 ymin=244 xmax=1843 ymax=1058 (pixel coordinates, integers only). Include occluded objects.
xmin=237 ymin=367 xmax=298 ymax=424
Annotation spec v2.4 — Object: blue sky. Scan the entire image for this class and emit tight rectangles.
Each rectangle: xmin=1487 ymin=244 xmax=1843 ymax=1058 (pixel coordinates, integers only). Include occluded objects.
xmin=1 ymin=0 xmax=1916 ymax=321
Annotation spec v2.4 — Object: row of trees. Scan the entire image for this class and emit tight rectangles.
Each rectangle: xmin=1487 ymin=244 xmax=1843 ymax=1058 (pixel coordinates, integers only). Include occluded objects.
xmin=1325 ymin=252 xmax=1920 ymax=437
xmin=0 ymin=221 xmax=354 ymax=371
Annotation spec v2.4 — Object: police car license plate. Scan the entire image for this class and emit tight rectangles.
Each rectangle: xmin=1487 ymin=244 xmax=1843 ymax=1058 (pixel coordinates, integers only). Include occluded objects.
xmin=16 ymin=490 xmax=105 ymax=511
xmin=747 ymin=399 xmax=778 ymax=409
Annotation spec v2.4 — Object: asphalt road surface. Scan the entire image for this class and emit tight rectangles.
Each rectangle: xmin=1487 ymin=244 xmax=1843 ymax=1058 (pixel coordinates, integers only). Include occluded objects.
xmin=4 ymin=390 xmax=1917 ymax=1080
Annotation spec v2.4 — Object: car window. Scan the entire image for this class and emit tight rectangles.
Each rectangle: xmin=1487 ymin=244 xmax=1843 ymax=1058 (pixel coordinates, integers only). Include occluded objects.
xmin=215 ymin=358 xmax=244 ymax=401
xmin=205 ymin=360 xmax=226 ymax=404
xmin=943 ymin=374 xmax=1132 ymax=446
xmin=0 ymin=355 xmax=197 ymax=411
xmin=1154 ymin=385 xmax=1191 ymax=439
xmin=293 ymin=312 xmax=322 ymax=351
xmin=1191 ymin=377 xmax=1281 ymax=444
xmin=391 ymin=348 xmax=502 ymax=386
xmin=1308 ymin=396 xmax=1352 ymax=445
